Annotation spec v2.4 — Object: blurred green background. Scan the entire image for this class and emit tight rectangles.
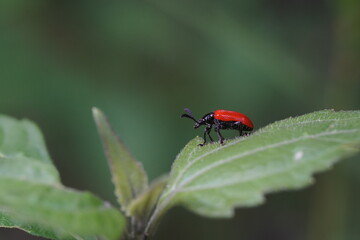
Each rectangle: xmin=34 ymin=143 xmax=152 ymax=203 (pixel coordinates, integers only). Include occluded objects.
xmin=1 ymin=0 xmax=359 ymax=239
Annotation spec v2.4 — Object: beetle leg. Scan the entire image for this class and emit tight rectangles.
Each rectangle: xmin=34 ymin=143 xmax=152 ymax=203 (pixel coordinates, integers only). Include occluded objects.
xmin=199 ymin=125 xmax=213 ymax=146
xmin=199 ymin=129 xmax=208 ymax=146
xmin=239 ymin=126 xmax=243 ymax=136
xmin=235 ymin=121 xmax=244 ymax=136
xmin=216 ymin=128 xmax=225 ymax=145
xmin=206 ymin=124 xmax=214 ymax=142
xmin=199 ymin=130 xmax=207 ymax=146
xmin=214 ymin=120 xmax=225 ymax=145
xmin=198 ymin=138 xmax=206 ymax=147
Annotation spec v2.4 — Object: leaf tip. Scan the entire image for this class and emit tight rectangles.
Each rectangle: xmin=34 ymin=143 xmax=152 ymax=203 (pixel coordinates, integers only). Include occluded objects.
xmin=92 ymin=107 xmax=107 ymax=127
xmin=92 ymin=107 xmax=102 ymax=118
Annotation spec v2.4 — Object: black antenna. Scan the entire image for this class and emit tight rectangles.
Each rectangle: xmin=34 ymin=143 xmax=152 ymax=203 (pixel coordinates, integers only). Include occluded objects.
xmin=180 ymin=108 xmax=199 ymax=123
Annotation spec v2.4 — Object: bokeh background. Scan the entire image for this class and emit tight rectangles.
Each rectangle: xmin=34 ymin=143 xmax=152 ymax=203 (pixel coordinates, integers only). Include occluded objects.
xmin=1 ymin=0 xmax=359 ymax=239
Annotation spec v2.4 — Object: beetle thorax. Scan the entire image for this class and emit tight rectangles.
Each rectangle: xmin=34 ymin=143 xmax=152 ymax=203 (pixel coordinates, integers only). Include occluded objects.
xmin=199 ymin=112 xmax=214 ymax=125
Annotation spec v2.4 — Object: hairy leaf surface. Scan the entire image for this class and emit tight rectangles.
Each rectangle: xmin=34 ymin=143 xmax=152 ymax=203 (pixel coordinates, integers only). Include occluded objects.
xmin=147 ymin=110 xmax=360 ymax=232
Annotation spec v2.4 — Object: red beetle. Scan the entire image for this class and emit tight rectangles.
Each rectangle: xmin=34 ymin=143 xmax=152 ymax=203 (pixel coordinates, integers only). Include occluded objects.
xmin=181 ymin=108 xmax=254 ymax=146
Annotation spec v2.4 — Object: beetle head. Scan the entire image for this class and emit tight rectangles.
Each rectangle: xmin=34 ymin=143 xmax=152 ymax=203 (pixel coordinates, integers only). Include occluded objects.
xmin=181 ymin=108 xmax=201 ymax=128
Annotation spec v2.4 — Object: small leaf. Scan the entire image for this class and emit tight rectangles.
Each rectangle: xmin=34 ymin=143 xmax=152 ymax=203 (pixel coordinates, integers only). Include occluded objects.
xmin=92 ymin=107 xmax=148 ymax=210
xmin=146 ymin=110 xmax=360 ymax=233
xmin=127 ymin=175 xmax=168 ymax=221
xmin=0 ymin=114 xmax=125 ymax=240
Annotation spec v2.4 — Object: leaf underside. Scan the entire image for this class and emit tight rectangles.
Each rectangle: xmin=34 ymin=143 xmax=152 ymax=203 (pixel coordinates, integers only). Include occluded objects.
xmin=147 ymin=110 xmax=360 ymax=231
xmin=0 ymin=115 xmax=125 ymax=240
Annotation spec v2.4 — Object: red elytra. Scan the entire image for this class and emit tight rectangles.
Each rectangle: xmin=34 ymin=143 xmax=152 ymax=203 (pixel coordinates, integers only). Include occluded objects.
xmin=214 ymin=109 xmax=254 ymax=129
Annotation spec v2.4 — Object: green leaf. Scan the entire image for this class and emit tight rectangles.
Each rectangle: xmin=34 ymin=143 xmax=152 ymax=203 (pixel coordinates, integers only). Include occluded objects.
xmin=0 ymin=114 xmax=125 ymax=240
xmin=0 ymin=115 xmax=52 ymax=163
xmin=127 ymin=175 xmax=167 ymax=221
xmin=92 ymin=107 xmax=148 ymax=211
xmin=146 ymin=110 xmax=360 ymax=233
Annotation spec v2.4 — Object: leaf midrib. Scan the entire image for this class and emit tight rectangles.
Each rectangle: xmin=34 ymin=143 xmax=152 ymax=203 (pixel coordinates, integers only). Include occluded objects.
xmin=177 ymin=145 xmax=340 ymax=192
